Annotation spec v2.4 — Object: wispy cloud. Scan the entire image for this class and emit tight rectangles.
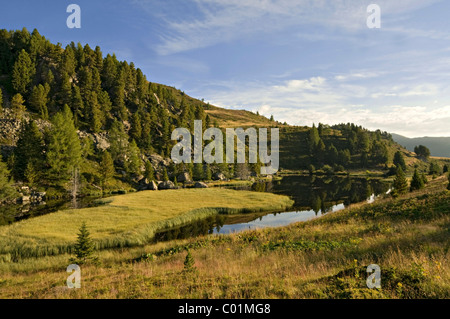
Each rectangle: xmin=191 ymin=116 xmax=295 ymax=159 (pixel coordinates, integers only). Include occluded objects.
xmin=134 ymin=0 xmax=444 ymax=55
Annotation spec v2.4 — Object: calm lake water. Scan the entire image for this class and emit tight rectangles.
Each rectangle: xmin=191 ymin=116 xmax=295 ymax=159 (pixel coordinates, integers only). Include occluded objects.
xmin=0 ymin=175 xmax=391 ymax=242
xmin=152 ymin=175 xmax=391 ymax=242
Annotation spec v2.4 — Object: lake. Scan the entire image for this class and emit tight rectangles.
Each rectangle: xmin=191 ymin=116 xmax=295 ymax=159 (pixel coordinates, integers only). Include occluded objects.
xmin=152 ymin=175 xmax=391 ymax=242
xmin=0 ymin=175 xmax=390 ymax=242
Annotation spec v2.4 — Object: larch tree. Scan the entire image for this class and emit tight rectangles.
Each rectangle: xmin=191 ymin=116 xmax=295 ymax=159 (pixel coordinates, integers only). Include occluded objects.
xmin=46 ymin=105 xmax=82 ymax=186
xmin=12 ymin=49 xmax=35 ymax=95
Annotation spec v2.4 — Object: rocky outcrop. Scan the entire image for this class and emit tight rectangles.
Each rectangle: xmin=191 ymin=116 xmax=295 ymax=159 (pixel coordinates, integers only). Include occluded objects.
xmin=213 ymin=172 xmax=226 ymax=181
xmin=158 ymin=181 xmax=176 ymax=190
xmin=77 ymin=131 xmax=110 ymax=151
xmin=194 ymin=182 xmax=208 ymax=188
xmin=177 ymin=172 xmax=192 ymax=183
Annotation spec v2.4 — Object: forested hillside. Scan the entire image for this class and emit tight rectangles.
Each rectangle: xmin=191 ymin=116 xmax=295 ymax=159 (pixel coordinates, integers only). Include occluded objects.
xmin=0 ymin=28 xmax=435 ymax=202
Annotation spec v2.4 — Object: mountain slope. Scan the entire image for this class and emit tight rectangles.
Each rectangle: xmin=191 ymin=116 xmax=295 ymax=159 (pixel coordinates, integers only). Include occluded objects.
xmin=391 ymin=133 xmax=450 ymax=158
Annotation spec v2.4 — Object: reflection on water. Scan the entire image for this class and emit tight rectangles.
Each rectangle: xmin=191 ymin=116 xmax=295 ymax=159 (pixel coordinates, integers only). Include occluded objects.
xmin=153 ymin=175 xmax=391 ymax=242
xmin=0 ymin=196 xmax=106 ymax=226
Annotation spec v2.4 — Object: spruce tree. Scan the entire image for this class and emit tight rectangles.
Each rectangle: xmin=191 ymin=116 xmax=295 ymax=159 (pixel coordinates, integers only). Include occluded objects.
xmin=46 ymin=105 xmax=82 ymax=185
xmin=12 ymin=49 xmax=35 ymax=94
xmin=29 ymin=84 xmax=49 ymax=119
xmin=163 ymin=168 xmax=169 ymax=182
xmin=204 ymin=164 xmax=212 ymax=180
xmin=0 ymin=88 xmax=3 ymax=113
xmin=144 ymin=160 xmax=155 ymax=181
xmin=0 ymin=155 xmax=17 ymax=203
xmin=193 ymin=163 xmax=203 ymax=181
xmin=109 ymin=120 xmax=129 ymax=165
xmin=392 ymin=167 xmax=408 ymax=197
xmin=11 ymin=93 xmax=26 ymax=119
xmin=71 ymin=222 xmax=97 ymax=265
xmin=393 ymin=151 xmax=407 ymax=172
xmin=410 ymin=169 xmax=424 ymax=191
xmin=183 ymin=250 xmax=196 ymax=272
xmin=13 ymin=120 xmax=45 ymax=181
xmin=126 ymin=140 xmax=141 ymax=176
xmin=99 ymin=151 xmax=115 ymax=187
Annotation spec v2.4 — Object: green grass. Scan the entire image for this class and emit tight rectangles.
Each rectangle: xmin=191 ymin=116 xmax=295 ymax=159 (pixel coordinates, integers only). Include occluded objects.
xmin=0 ymin=188 xmax=293 ymax=260
xmin=0 ymin=177 xmax=448 ymax=299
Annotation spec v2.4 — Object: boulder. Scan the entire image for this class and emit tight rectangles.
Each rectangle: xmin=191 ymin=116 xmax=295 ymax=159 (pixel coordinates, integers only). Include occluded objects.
xmin=194 ymin=182 xmax=208 ymax=188
xmin=213 ymin=172 xmax=226 ymax=181
xmin=177 ymin=172 xmax=192 ymax=183
xmin=147 ymin=180 xmax=158 ymax=190
xmin=158 ymin=181 xmax=176 ymax=190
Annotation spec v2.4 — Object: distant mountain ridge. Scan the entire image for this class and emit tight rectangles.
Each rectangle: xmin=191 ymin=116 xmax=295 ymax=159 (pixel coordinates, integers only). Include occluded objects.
xmin=391 ymin=133 xmax=450 ymax=158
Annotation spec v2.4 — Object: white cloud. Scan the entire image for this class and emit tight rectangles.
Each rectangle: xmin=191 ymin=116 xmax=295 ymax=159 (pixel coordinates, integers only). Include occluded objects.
xmin=134 ymin=0 xmax=444 ymax=55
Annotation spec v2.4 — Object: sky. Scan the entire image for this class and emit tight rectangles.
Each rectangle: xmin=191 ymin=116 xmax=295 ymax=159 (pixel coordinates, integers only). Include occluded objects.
xmin=1 ymin=0 xmax=450 ymax=137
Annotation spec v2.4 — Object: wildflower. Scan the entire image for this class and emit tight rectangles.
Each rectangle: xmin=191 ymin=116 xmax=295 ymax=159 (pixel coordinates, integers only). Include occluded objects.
xmin=397 ymin=282 xmax=403 ymax=288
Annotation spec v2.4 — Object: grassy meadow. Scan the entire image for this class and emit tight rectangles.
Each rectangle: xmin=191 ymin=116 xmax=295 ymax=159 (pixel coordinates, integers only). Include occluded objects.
xmin=0 ymin=176 xmax=448 ymax=299
xmin=0 ymin=188 xmax=294 ymax=260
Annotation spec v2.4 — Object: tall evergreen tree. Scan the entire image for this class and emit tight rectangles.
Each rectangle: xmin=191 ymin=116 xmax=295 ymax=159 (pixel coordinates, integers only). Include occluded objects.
xmin=447 ymin=173 xmax=450 ymax=191
xmin=410 ymin=169 xmax=424 ymax=191
xmin=46 ymin=105 xmax=82 ymax=185
xmin=393 ymin=151 xmax=407 ymax=172
xmin=0 ymin=155 xmax=17 ymax=203
xmin=144 ymin=160 xmax=155 ymax=182
xmin=29 ymin=84 xmax=50 ymax=119
xmin=392 ymin=167 xmax=408 ymax=197
xmin=126 ymin=139 xmax=141 ymax=176
xmin=109 ymin=120 xmax=129 ymax=165
xmin=11 ymin=93 xmax=26 ymax=119
xmin=99 ymin=150 xmax=115 ymax=187
xmin=70 ymin=221 xmax=97 ymax=265
xmin=0 ymin=88 xmax=3 ymax=113
xmin=12 ymin=49 xmax=35 ymax=94
xmin=13 ymin=120 xmax=45 ymax=181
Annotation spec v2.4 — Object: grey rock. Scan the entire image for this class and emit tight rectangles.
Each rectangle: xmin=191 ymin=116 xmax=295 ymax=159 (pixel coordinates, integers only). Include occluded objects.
xmin=158 ymin=181 xmax=176 ymax=190
xmin=213 ymin=172 xmax=226 ymax=181
xmin=177 ymin=172 xmax=192 ymax=183
xmin=194 ymin=182 xmax=208 ymax=188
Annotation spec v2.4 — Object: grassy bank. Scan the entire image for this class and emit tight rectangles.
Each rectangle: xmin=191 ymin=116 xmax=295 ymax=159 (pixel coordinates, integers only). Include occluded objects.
xmin=0 ymin=177 xmax=448 ymax=299
xmin=0 ymin=189 xmax=294 ymax=260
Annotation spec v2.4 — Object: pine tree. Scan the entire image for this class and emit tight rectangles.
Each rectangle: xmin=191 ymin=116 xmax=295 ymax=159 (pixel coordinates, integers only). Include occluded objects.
xmin=29 ymin=84 xmax=49 ymax=119
xmin=204 ymin=163 xmax=212 ymax=180
xmin=109 ymin=119 xmax=129 ymax=165
xmin=13 ymin=120 xmax=44 ymax=181
xmin=183 ymin=250 xmax=196 ymax=272
xmin=46 ymin=105 xmax=82 ymax=185
xmin=12 ymin=49 xmax=35 ymax=94
xmin=393 ymin=151 xmax=407 ymax=172
xmin=11 ymin=93 xmax=26 ymax=119
xmin=392 ymin=167 xmax=408 ymax=197
xmin=0 ymin=155 xmax=17 ymax=203
xmin=410 ymin=169 xmax=424 ymax=191
xmin=163 ymin=168 xmax=169 ymax=182
xmin=99 ymin=151 xmax=115 ymax=187
xmin=0 ymin=88 xmax=3 ymax=113
xmin=447 ymin=173 xmax=450 ymax=191
xmin=309 ymin=124 xmax=320 ymax=153
xmin=24 ymin=162 xmax=38 ymax=187
xmin=144 ymin=160 xmax=155 ymax=181
xmin=193 ymin=163 xmax=203 ymax=181
xmin=126 ymin=140 xmax=141 ymax=176
xmin=70 ymin=222 xmax=97 ymax=265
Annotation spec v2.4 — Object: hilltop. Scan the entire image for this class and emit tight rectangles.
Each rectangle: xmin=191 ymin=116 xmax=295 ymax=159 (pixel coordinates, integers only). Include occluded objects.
xmin=391 ymin=133 xmax=450 ymax=158
xmin=0 ymin=28 xmax=438 ymax=200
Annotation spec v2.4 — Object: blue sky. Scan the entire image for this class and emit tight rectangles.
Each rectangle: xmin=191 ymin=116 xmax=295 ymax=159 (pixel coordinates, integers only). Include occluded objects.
xmin=1 ymin=0 xmax=450 ymax=137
